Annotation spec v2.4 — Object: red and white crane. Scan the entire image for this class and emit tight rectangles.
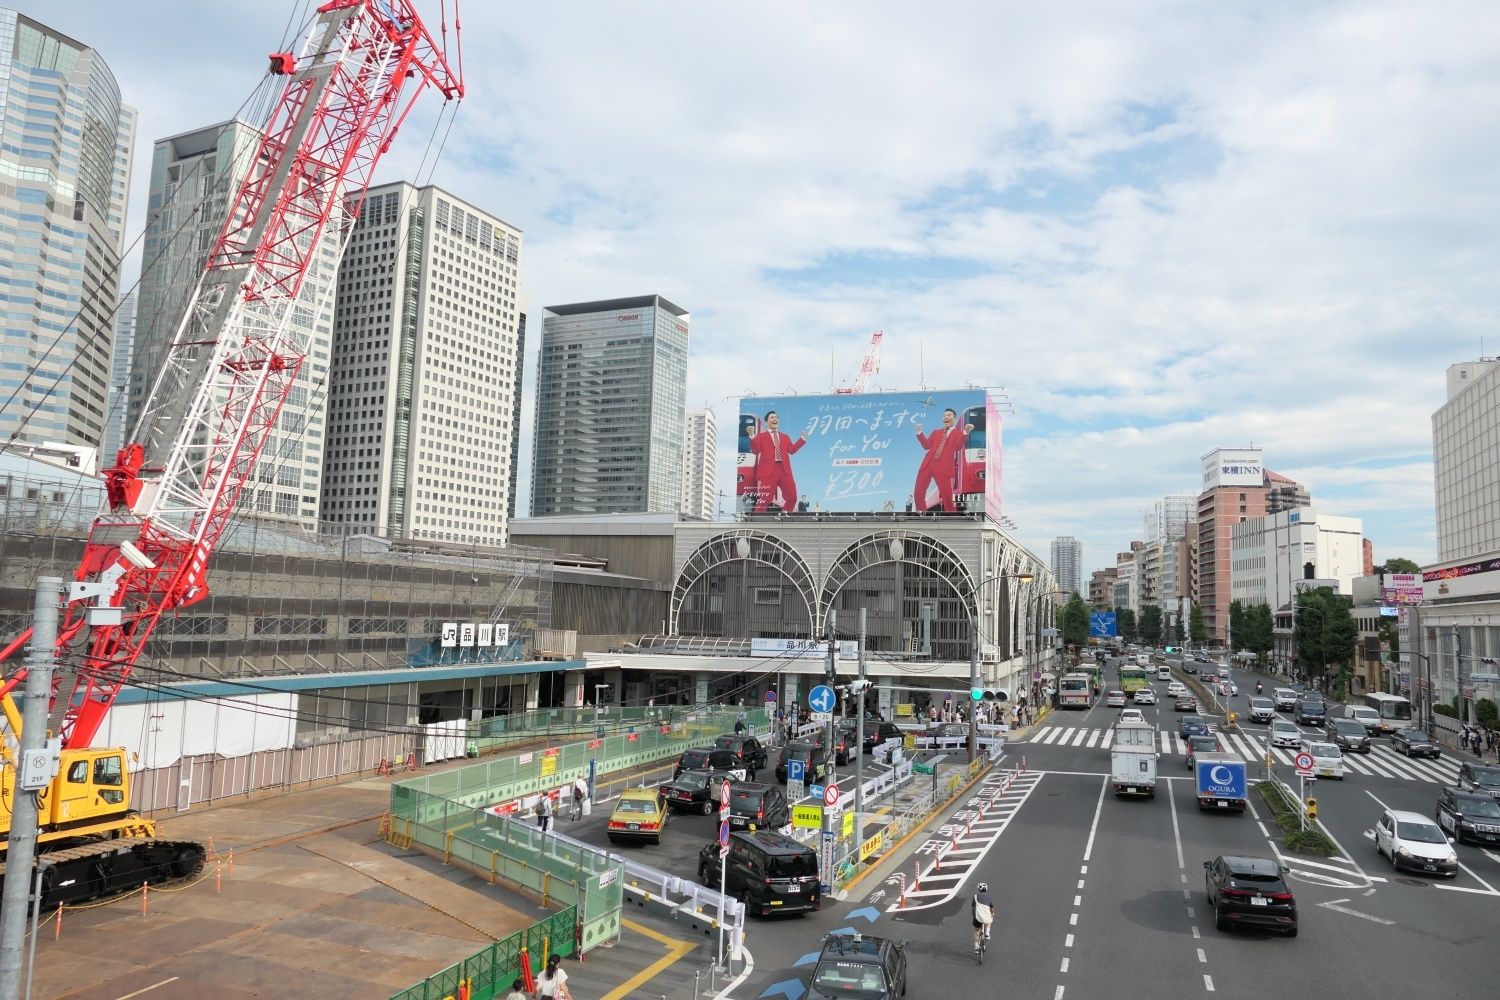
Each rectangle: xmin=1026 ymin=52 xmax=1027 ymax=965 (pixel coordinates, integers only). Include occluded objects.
xmin=0 ymin=0 xmax=463 ymax=750
xmin=834 ymin=329 xmax=883 ymax=394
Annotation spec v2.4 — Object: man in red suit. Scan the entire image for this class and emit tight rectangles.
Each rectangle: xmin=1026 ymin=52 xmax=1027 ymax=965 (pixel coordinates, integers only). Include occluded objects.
xmin=912 ymin=408 xmax=973 ymax=513
xmin=749 ymin=411 xmax=806 ymax=512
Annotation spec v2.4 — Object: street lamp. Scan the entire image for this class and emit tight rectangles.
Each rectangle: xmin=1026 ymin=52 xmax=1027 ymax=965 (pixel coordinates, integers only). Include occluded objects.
xmin=968 ymin=570 xmax=1034 ymax=763
xmin=1405 ymin=651 xmax=1434 ymax=732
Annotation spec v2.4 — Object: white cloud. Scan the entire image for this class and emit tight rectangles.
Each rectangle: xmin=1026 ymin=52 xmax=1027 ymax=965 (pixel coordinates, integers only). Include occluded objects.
xmin=45 ymin=0 xmax=1497 ymax=571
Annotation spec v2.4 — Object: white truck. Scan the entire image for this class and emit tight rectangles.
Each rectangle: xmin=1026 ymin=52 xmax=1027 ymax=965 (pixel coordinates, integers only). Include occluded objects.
xmin=1111 ymin=720 xmax=1158 ymax=798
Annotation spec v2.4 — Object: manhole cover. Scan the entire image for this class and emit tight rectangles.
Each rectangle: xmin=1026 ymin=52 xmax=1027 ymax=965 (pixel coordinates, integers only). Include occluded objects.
xmin=1394 ymin=877 xmax=1431 ymax=888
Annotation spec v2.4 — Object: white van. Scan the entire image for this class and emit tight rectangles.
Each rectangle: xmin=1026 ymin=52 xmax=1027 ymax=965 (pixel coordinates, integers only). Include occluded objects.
xmin=1157 ymin=666 xmax=1171 ymax=681
xmin=1135 ymin=653 xmax=1151 ymax=667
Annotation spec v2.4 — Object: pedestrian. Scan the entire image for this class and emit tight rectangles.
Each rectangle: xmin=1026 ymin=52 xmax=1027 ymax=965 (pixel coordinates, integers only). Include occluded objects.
xmin=505 ymin=978 xmax=528 ymax=1000
xmin=534 ymin=954 xmax=570 ymax=1000
xmin=534 ymin=791 xmax=553 ymax=833
xmin=570 ymin=778 xmax=587 ymax=821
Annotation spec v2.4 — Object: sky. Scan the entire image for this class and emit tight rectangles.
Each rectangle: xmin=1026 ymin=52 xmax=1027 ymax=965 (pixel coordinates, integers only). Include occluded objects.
xmin=40 ymin=0 xmax=1500 ymax=575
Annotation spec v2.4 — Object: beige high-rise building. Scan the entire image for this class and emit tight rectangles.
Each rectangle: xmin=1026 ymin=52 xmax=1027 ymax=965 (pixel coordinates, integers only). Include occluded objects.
xmin=681 ymin=407 xmax=717 ymax=519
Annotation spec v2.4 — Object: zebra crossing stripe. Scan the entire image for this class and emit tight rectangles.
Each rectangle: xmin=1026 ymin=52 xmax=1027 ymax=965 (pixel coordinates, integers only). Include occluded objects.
xmin=1085 ymin=730 xmax=1103 ymax=749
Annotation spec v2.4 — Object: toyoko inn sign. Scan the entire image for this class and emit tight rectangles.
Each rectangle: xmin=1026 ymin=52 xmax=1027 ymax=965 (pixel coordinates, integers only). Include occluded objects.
xmin=1201 ymin=446 xmax=1263 ymax=489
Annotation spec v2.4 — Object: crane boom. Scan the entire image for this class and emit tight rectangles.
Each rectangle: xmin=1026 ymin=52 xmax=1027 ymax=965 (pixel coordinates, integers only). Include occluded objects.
xmin=834 ymin=329 xmax=883 ymax=394
xmin=0 ymin=0 xmax=463 ymax=751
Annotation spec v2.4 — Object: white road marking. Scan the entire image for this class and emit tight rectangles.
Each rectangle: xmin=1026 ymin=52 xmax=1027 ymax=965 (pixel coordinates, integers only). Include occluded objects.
xmin=1065 ymin=933 xmax=1074 ymax=947
xmin=1196 ymin=948 xmax=1206 ymax=963
xmin=1083 ymin=776 xmax=1107 ymax=862
xmin=1433 ymin=883 xmax=1500 ymax=895
xmin=1060 ymin=957 xmax=1069 ymax=973
xmin=1456 ymin=860 xmax=1500 ymax=895
xmin=1076 ymin=879 xmax=1085 ymax=890
xmin=1054 ymin=987 xmax=1066 ymax=1000
xmin=1070 ymin=912 xmax=1078 ymax=925
xmin=1317 ymin=898 xmax=1395 ymax=925
xmin=112 ymin=980 xmax=181 ymax=1000
xmin=1204 ymin=974 xmax=1215 ymax=992
xmin=1486 ymin=849 xmax=1500 ymax=866
xmin=1191 ymin=926 xmax=1200 ymax=939
xmin=1073 ymin=895 xmax=1082 ymax=906
xmin=1168 ymin=765 xmax=1186 ymax=871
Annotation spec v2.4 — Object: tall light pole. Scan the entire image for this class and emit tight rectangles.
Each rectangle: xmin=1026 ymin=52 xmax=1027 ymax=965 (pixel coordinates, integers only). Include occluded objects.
xmin=968 ymin=571 xmax=1034 ymax=762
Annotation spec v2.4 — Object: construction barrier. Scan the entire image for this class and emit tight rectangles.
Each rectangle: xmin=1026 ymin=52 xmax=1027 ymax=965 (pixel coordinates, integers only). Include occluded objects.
xmin=389 ymin=906 xmax=575 ymax=1000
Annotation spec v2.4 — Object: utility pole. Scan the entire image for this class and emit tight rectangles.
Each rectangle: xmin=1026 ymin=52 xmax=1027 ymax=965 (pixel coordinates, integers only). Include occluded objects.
xmin=1455 ymin=626 xmax=1465 ymax=726
xmin=854 ymin=608 xmax=867 ymax=858
xmin=968 ymin=614 xmax=980 ymax=764
xmin=824 ymin=610 xmax=837 ymax=787
xmin=0 ymin=577 xmax=64 ymax=1000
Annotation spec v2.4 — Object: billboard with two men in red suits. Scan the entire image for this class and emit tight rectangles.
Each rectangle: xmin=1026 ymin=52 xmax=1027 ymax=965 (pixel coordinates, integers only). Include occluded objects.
xmin=736 ymin=389 xmax=1002 ymax=518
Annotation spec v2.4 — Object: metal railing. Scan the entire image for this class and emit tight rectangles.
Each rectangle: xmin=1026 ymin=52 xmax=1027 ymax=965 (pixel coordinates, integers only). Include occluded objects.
xmin=390 ymin=905 xmax=577 ymax=1000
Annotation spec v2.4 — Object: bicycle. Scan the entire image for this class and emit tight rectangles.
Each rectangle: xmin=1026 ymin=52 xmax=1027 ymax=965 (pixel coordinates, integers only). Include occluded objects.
xmin=974 ymin=923 xmax=991 ymax=964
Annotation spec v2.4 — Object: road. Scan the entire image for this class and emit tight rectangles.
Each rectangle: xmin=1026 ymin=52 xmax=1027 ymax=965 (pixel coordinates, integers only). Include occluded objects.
xmin=731 ymin=661 xmax=1499 ymax=1000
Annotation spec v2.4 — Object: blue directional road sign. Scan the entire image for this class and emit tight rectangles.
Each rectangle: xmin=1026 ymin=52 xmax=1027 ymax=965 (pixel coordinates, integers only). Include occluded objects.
xmin=808 ymin=684 xmax=837 ymax=713
xmin=1089 ymin=611 xmax=1118 ymax=638
xmin=808 ymin=784 xmax=825 ymax=799
xmin=786 ymin=758 xmax=805 ymax=782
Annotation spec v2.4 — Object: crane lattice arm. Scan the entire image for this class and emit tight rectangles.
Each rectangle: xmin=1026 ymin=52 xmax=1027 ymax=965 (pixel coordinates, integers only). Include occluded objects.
xmin=834 ymin=329 xmax=883 ymax=394
xmin=0 ymin=0 xmax=463 ymax=750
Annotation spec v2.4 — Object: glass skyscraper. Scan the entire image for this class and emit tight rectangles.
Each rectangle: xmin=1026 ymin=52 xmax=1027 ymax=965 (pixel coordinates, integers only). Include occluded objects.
xmin=531 ymin=295 xmax=690 ymax=516
xmin=0 ymin=10 xmax=135 ymax=452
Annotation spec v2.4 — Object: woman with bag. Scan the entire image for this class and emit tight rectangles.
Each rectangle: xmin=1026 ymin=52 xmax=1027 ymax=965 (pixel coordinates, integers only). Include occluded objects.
xmin=534 ymin=954 xmax=570 ymax=1000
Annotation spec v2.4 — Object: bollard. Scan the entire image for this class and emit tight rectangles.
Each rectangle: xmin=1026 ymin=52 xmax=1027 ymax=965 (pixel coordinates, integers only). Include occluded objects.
xmin=216 ymin=861 xmax=222 ymax=894
xmin=141 ymin=882 xmax=149 ymax=917
xmin=228 ymin=848 xmax=234 ymax=875
xmin=913 ymin=860 xmax=921 ymax=893
xmin=895 ymin=872 xmax=906 ymax=907
xmin=53 ymin=903 xmax=62 ymax=941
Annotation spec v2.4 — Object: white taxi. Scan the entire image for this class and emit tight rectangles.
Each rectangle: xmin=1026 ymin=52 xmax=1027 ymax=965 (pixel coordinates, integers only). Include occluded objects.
xmin=1300 ymin=740 xmax=1344 ymax=780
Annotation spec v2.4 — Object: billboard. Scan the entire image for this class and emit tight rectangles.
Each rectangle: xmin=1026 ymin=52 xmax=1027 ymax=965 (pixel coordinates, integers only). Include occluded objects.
xmin=1380 ymin=572 xmax=1424 ymax=606
xmin=735 ymin=390 xmax=1001 ymax=516
xmin=1201 ymin=446 xmax=1263 ymax=489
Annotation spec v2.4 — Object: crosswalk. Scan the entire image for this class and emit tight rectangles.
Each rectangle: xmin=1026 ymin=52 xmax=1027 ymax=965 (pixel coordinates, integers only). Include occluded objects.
xmin=1024 ymin=725 xmax=1462 ymax=785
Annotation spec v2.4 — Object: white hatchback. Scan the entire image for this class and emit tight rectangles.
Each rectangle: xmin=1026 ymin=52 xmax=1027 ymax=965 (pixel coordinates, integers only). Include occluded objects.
xmin=1270 ymin=720 xmax=1302 ymax=748
xmin=1134 ymin=688 xmax=1157 ymax=705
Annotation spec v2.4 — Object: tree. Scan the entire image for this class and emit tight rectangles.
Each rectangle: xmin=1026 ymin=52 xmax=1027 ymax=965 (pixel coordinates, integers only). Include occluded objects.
xmin=1139 ymin=605 xmax=1163 ymax=646
xmin=1173 ymin=612 xmax=1187 ymax=646
xmin=1116 ymin=607 xmax=1137 ymax=642
xmin=1227 ymin=600 xmax=1247 ymax=653
xmin=1059 ymin=594 xmax=1091 ymax=651
xmin=1188 ymin=605 xmax=1207 ymax=645
xmin=1376 ymin=557 xmax=1421 ymax=574
xmin=1247 ymin=604 xmax=1275 ymax=663
xmin=1293 ymin=588 xmax=1359 ymax=694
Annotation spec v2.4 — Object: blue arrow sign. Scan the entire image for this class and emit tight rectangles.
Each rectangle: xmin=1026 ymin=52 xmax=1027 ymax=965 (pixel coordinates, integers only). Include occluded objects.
xmin=760 ymin=980 xmax=806 ymax=1000
xmin=794 ymin=950 xmax=821 ymax=967
xmin=808 ymin=684 xmax=837 ymax=713
xmin=808 ymin=784 xmax=824 ymax=800
xmin=847 ymin=906 xmax=880 ymax=923
xmin=1089 ymin=611 xmax=1118 ymax=637
xmin=787 ymin=758 xmax=805 ymax=782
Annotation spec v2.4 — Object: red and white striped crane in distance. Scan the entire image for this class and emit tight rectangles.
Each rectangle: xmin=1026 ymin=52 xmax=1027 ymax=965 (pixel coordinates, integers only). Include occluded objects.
xmin=0 ymin=0 xmax=463 ymax=753
xmin=834 ymin=329 xmax=883 ymax=394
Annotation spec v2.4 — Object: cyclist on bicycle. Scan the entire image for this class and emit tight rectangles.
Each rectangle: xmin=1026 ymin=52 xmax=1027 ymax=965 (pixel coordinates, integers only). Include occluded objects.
xmin=972 ymin=882 xmax=995 ymax=952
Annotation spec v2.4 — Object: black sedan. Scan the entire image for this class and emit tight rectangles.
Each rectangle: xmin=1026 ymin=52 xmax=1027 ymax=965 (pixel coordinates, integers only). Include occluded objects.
xmin=1204 ymin=855 xmax=1297 ymax=936
xmin=659 ymin=769 xmax=739 ymax=815
xmin=1436 ymin=787 xmax=1500 ymax=846
xmin=1390 ymin=729 xmax=1441 ymax=759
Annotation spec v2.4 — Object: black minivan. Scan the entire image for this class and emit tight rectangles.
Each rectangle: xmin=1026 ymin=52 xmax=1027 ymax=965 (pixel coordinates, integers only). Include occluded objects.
xmin=726 ymin=781 xmax=790 ymax=829
xmin=675 ymin=746 xmax=746 ymax=780
xmin=698 ymin=830 xmax=821 ymax=917
xmin=775 ymin=741 xmax=829 ymax=783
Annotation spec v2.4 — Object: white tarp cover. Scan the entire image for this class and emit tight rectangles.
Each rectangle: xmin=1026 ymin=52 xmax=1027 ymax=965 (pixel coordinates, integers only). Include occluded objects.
xmin=97 ymin=693 xmax=297 ymax=771
xmin=423 ymin=719 xmax=467 ymax=762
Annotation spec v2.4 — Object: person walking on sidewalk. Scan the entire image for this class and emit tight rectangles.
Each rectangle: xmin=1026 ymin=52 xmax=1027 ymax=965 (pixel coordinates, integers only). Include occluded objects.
xmin=534 ymin=954 xmax=570 ymax=1000
xmin=570 ymin=778 xmax=588 ymax=821
xmin=535 ymin=792 xmax=553 ymax=833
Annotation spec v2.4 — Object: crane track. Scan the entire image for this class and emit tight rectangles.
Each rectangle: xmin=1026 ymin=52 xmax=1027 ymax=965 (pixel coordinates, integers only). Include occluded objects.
xmin=0 ymin=837 xmax=206 ymax=909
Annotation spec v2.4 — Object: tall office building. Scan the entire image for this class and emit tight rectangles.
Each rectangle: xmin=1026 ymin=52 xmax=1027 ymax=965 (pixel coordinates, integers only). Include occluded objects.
xmin=681 ymin=407 xmax=717 ymax=520
xmin=320 ymin=182 xmax=524 ymax=544
xmin=1432 ymin=359 xmax=1500 ymax=561
xmin=128 ymin=119 xmax=338 ymax=527
xmin=507 ymin=306 xmax=527 ymax=521
xmin=1144 ymin=495 xmax=1196 ymax=545
xmin=0 ymin=11 xmax=135 ymax=451
xmin=102 ymin=290 xmax=136 ymax=459
xmin=1050 ymin=536 xmax=1083 ymax=596
xmin=531 ymin=295 xmax=690 ymax=516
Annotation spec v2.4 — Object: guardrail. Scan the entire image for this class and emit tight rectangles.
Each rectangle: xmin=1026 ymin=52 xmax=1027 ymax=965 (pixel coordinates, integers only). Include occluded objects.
xmin=390 ymin=906 xmax=577 ymax=1000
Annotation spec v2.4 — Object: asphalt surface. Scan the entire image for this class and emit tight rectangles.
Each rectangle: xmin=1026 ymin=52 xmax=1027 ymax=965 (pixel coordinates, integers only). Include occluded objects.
xmin=729 ymin=660 xmax=1500 ymax=1000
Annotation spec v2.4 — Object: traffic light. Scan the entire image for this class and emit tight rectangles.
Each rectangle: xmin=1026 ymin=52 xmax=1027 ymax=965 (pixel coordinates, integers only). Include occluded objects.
xmin=1305 ymin=798 xmax=1318 ymax=822
xmin=1165 ymin=646 xmax=1177 ymax=654
xmin=969 ymin=688 xmax=1010 ymax=703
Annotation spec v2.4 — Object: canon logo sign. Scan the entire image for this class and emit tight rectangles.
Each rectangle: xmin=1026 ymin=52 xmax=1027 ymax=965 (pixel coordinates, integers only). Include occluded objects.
xmin=617 ymin=313 xmax=640 ymax=321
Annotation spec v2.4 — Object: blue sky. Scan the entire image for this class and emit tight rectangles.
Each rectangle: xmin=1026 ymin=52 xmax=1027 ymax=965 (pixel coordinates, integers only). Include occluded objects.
xmin=43 ymin=0 xmax=1500 ymax=573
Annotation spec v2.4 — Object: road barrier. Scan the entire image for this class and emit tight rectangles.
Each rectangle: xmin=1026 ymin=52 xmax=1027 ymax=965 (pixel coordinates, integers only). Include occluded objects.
xmin=389 ymin=905 xmax=576 ymax=1000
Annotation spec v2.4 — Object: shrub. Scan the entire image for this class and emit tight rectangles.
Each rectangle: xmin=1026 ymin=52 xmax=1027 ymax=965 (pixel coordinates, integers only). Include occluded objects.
xmin=1435 ymin=703 xmax=1457 ymax=718
xmin=1476 ymin=698 xmax=1498 ymax=729
xmin=1286 ymin=829 xmax=1337 ymax=856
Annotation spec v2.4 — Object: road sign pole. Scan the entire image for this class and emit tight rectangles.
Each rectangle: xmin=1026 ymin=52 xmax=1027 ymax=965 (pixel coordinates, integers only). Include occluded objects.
xmin=825 ymin=611 xmax=838 ymax=791
xmin=855 ymin=608 xmax=866 ymax=858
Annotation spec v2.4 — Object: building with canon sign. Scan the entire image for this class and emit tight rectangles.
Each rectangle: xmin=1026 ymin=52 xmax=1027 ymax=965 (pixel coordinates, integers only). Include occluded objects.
xmin=531 ymin=295 xmax=690 ymax=516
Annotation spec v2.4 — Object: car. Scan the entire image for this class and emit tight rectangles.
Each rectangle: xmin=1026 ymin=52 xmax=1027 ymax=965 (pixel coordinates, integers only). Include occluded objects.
xmin=1182 ymin=662 xmax=1198 ymax=675
xmin=1218 ymin=681 xmax=1238 ymax=697
xmin=1293 ymin=697 xmax=1327 ymax=726
xmin=607 ymin=787 xmax=670 ymax=845
xmin=1178 ymin=715 xmax=1211 ymax=739
xmin=1344 ymin=705 xmax=1383 ymax=736
xmin=1436 ymin=787 xmax=1500 ymax=846
xmin=924 ymin=722 xmax=969 ymax=740
xmin=1456 ymin=762 xmax=1500 ymax=800
xmin=1273 ymin=687 xmax=1298 ymax=711
xmin=827 ymin=726 xmax=861 ymax=764
xmin=698 ymin=829 xmax=822 ymax=917
xmin=1118 ymin=708 xmax=1146 ymax=725
xmin=713 ymin=734 xmax=769 ymax=772
xmin=1390 ymin=728 xmax=1440 ymax=759
xmin=1203 ymin=855 xmax=1297 ymax=936
xmin=1269 ymin=719 xmax=1302 ymax=749
xmin=1166 ymin=680 xmax=1188 ymax=698
xmin=1134 ymin=688 xmax=1157 ymax=705
xmin=1201 ymin=672 xmax=1218 ymax=684
xmin=1105 ymin=690 xmax=1128 ymax=708
xmin=1373 ymin=808 xmax=1458 ymax=877
xmin=659 ymin=769 xmax=740 ymax=814
xmin=806 ymin=932 xmax=908 ymax=1000
xmin=1300 ymin=740 xmax=1344 ymax=779
xmin=1186 ymin=734 xmax=1221 ymax=770
xmin=863 ymin=721 xmax=905 ymax=753
xmin=725 ymin=781 xmax=791 ymax=830
xmin=675 ymin=746 xmax=747 ymax=781
xmin=1174 ymin=695 xmax=1199 ymax=712
xmin=775 ymin=741 xmax=829 ymax=783
xmin=1324 ymin=718 xmax=1372 ymax=754
xmin=1247 ymin=697 xmax=1276 ymax=724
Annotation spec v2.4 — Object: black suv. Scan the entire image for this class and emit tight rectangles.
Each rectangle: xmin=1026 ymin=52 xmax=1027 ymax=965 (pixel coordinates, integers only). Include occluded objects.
xmin=1203 ymin=855 xmax=1297 ymax=937
xmin=726 ymin=781 xmax=790 ymax=829
xmin=862 ymin=722 xmax=904 ymax=754
xmin=807 ymin=932 xmax=908 ymax=1000
xmin=675 ymin=746 xmax=745 ymax=780
xmin=1457 ymin=762 xmax=1500 ymax=800
xmin=660 ymin=769 xmax=739 ymax=814
xmin=698 ymin=830 xmax=820 ymax=917
xmin=776 ymin=741 xmax=829 ymax=783
xmin=828 ymin=726 xmax=860 ymax=765
xmin=713 ymin=733 xmax=769 ymax=773
xmin=1436 ymin=787 xmax=1500 ymax=845
xmin=1294 ymin=696 xmax=1327 ymax=726
xmin=1324 ymin=718 xmax=1371 ymax=753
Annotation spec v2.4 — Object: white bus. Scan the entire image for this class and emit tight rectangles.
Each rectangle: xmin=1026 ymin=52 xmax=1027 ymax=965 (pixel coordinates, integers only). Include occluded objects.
xmin=1362 ymin=692 xmax=1413 ymax=732
xmin=1058 ymin=673 xmax=1093 ymax=709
